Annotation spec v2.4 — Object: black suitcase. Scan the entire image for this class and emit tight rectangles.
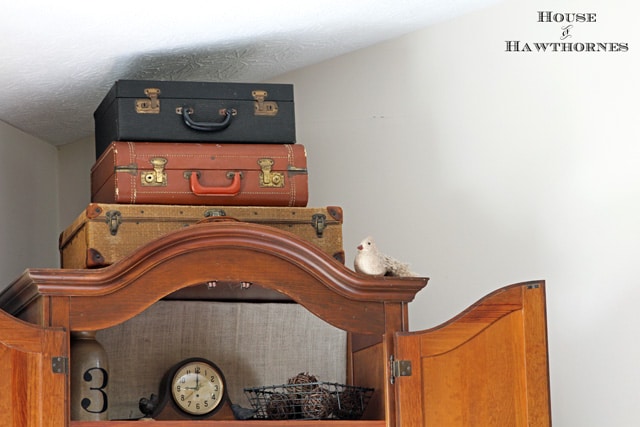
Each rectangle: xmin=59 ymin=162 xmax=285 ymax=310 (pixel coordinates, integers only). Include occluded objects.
xmin=93 ymin=80 xmax=296 ymax=159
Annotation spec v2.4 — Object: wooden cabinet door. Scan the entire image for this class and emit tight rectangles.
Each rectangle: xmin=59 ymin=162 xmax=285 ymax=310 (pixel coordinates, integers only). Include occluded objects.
xmin=394 ymin=281 xmax=551 ymax=426
xmin=0 ymin=309 xmax=67 ymax=426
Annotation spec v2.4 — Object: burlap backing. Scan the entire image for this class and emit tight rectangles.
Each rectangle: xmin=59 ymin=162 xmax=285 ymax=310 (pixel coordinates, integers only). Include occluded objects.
xmin=95 ymin=301 xmax=346 ymax=420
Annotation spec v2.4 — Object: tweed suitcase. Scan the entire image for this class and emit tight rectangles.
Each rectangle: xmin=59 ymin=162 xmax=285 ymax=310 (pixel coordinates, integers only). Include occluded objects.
xmin=59 ymin=203 xmax=344 ymax=269
xmin=91 ymin=141 xmax=308 ymax=206
xmin=94 ymin=80 xmax=295 ymax=159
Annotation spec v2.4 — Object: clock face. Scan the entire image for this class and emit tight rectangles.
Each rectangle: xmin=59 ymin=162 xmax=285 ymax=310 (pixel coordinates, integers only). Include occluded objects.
xmin=170 ymin=359 xmax=225 ymax=416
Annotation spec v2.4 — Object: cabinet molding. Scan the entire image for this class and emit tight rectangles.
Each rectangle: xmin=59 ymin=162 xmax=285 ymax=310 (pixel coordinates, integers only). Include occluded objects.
xmin=0 ymin=221 xmax=427 ymax=334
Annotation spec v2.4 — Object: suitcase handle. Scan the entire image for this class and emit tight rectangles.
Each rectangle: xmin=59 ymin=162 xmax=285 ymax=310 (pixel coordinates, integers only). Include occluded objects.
xmin=181 ymin=106 xmax=234 ymax=132
xmin=188 ymin=171 xmax=242 ymax=196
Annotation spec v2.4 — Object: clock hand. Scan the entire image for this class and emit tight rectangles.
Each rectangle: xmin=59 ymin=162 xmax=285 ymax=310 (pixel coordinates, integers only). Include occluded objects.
xmin=184 ymin=377 xmax=199 ymax=391
xmin=180 ymin=388 xmax=197 ymax=403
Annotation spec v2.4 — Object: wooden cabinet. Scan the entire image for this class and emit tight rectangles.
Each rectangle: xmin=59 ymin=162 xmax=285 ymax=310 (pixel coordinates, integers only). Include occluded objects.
xmin=0 ymin=221 xmax=551 ymax=426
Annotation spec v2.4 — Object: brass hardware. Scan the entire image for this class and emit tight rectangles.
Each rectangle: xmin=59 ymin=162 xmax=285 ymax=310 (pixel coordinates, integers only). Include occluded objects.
xmin=135 ymin=88 xmax=161 ymax=114
xmin=105 ymin=210 xmax=122 ymax=236
xmin=204 ymin=209 xmax=227 ymax=218
xmin=287 ymin=165 xmax=308 ymax=176
xmin=175 ymin=107 xmax=237 ymax=116
xmin=175 ymin=106 xmax=194 ymax=115
xmin=252 ymin=90 xmax=279 ymax=116
xmin=219 ymin=108 xmax=238 ymax=116
xmin=141 ymin=157 xmax=168 ymax=186
xmin=226 ymin=171 xmax=241 ymax=180
xmin=115 ymin=163 xmax=139 ymax=176
xmin=311 ymin=214 xmax=327 ymax=238
xmin=390 ymin=356 xmax=412 ymax=384
xmin=258 ymin=158 xmax=284 ymax=188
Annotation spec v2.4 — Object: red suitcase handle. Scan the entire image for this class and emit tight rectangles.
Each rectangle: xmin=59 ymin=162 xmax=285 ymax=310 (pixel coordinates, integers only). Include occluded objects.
xmin=181 ymin=106 xmax=234 ymax=132
xmin=188 ymin=171 xmax=242 ymax=196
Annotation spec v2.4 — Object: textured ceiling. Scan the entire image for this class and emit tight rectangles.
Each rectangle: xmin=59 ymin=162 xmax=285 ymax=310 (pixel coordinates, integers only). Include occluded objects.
xmin=1 ymin=0 xmax=500 ymax=146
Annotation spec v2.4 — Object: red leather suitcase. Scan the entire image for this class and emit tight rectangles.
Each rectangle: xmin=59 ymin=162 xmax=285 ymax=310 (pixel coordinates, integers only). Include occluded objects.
xmin=91 ymin=141 xmax=308 ymax=206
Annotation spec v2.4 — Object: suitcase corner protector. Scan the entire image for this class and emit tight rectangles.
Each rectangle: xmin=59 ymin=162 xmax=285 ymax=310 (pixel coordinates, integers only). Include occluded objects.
xmin=327 ymin=206 xmax=343 ymax=223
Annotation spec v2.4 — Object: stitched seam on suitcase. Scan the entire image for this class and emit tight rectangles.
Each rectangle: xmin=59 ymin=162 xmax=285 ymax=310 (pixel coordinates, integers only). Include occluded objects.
xmin=128 ymin=142 xmax=137 ymax=203
xmin=112 ymin=144 xmax=121 ymax=203
xmin=286 ymin=144 xmax=295 ymax=206
xmin=136 ymin=153 xmax=293 ymax=160
xmin=135 ymin=191 xmax=288 ymax=196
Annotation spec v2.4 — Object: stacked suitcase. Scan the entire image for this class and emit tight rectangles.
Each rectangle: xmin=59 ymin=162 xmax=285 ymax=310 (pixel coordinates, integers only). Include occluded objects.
xmin=60 ymin=80 xmax=345 ymax=268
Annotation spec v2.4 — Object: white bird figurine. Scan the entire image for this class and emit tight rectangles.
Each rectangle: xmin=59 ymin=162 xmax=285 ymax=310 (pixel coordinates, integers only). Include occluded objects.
xmin=354 ymin=236 xmax=418 ymax=277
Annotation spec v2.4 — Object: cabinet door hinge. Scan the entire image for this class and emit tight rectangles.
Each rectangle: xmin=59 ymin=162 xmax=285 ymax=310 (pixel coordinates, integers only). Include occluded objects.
xmin=51 ymin=356 xmax=68 ymax=374
xmin=390 ymin=355 xmax=412 ymax=384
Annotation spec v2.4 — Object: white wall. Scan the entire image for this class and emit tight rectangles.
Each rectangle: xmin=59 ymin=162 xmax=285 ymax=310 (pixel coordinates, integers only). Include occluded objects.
xmin=269 ymin=1 xmax=639 ymax=425
xmin=0 ymin=120 xmax=59 ymax=280
xmin=57 ymin=137 xmax=94 ymax=228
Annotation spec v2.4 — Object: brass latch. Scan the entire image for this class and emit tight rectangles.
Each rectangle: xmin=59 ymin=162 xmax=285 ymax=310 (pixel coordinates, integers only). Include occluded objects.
xmin=390 ymin=355 xmax=412 ymax=384
xmin=311 ymin=214 xmax=327 ymax=238
xmin=252 ymin=90 xmax=278 ymax=116
xmin=135 ymin=88 xmax=161 ymax=114
xmin=105 ymin=210 xmax=122 ymax=236
xmin=204 ymin=209 xmax=227 ymax=218
xmin=141 ymin=157 xmax=168 ymax=186
xmin=258 ymin=158 xmax=284 ymax=188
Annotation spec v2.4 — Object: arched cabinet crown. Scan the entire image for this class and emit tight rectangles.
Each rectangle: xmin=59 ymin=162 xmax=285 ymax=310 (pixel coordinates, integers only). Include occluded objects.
xmin=0 ymin=221 xmax=428 ymax=333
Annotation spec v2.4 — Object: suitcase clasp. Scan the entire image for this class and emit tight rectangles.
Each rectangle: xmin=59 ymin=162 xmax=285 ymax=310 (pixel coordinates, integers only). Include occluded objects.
xmin=311 ymin=214 xmax=327 ymax=238
xmin=141 ymin=157 xmax=168 ymax=186
xmin=135 ymin=88 xmax=161 ymax=114
xmin=105 ymin=210 xmax=122 ymax=236
xmin=252 ymin=90 xmax=279 ymax=116
xmin=258 ymin=158 xmax=285 ymax=188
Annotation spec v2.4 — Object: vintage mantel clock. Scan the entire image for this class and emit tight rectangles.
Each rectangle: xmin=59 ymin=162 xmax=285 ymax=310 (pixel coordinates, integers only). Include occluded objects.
xmin=149 ymin=357 xmax=234 ymax=420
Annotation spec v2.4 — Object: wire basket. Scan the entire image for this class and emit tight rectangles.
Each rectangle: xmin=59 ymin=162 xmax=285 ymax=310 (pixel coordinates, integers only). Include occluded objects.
xmin=244 ymin=381 xmax=374 ymax=420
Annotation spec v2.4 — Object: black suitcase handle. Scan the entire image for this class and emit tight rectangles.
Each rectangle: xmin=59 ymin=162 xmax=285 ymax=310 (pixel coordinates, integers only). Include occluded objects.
xmin=181 ymin=106 xmax=235 ymax=132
